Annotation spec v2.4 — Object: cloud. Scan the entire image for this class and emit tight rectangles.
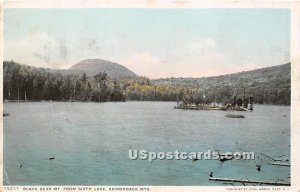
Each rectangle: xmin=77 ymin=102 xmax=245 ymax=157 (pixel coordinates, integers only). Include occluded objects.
xmin=5 ymin=31 xmax=70 ymax=68
xmin=120 ymin=53 xmax=166 ymax=78
xmin=119 ymin=39 xmax=224 ymax=78
xmin=120 ymin=39 xmax=266 ymax=78
xmin=172 ymin=39 xmax=226 ymax=75
xmin=5 ymin=35 xmax=264 ymax=78
xmin=168 ymin=39 xmax=266 ymax=77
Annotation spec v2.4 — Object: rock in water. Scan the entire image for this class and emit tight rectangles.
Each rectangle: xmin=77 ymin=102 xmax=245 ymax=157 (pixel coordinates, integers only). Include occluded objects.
xmin=225 ymin=114 xmax=245 ymax=118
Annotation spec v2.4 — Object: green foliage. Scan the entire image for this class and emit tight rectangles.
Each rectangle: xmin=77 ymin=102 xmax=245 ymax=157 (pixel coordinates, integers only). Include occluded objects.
xmin=3 ymin=61 xmax=125 ymax=102
xmin=3 ymin=61 xmax=290 ymax=105
xmin=152 ymin=63 xmax=291 ymax=105
xmin=121 ymin=77 xmax=188 ymax=101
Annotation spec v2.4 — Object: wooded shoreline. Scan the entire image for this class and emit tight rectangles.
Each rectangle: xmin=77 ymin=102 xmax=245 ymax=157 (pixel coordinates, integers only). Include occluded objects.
xmin=3 ymin=61 xmax=291 ymax=105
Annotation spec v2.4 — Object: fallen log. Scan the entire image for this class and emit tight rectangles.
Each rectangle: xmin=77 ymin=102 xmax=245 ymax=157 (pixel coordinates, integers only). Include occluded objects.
xmin=260 ymin=153 xmax=289 ymax=162
xmin=268 ymin=162 xmax=290 ymax=167
xmin=209 ymin=177 xmax=290 ymax=186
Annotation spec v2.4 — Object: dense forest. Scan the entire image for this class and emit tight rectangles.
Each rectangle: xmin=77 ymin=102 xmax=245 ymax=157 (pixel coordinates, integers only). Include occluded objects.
xmin=3 ymin=61 xmax=125 ymax=102
xmin=3 ymin=61 xmax=186 ymax=102
xmin=121 ymin=77 xmax=188 ymax=101
xmin=152 ymin=63 xmax=291 ymax=105
xmin=3 ymin=61 xmax=291 ymax=105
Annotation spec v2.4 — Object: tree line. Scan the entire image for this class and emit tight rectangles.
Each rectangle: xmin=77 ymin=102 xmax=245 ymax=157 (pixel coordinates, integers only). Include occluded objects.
xmin=3 ymin=61 xmax=125 ymax=102
xmin=121 ymin=77 xmax=188 ymax=101
xmin=3 ymin=61 xmax=291 ymax=105
xmin=152 ymin=63 xmax=291 ymax=105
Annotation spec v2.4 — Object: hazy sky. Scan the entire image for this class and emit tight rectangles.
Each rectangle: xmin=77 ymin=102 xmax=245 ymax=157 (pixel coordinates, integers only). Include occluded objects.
xmin=4 ymin=9 xmax=290 ymax=78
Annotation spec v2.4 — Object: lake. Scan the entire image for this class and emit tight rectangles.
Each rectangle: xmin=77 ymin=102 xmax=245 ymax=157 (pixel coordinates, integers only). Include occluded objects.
xmin=3 ymin=102 xmax=290 ymax=185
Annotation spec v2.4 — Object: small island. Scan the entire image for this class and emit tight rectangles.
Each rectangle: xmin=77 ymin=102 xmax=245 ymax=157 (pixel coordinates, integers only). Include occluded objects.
xmin=174 ymin=86 xmax=254 ymax=111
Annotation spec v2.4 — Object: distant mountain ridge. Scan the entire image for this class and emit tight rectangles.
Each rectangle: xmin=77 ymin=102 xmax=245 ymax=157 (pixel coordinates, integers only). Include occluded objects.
xmin=69 ymin=59 xmax=137 ymax=78
xmin=152 ymin=63 xmax=291 ymax=105
xmin=153 ymin=63 xmax=290 ymax=84
xmin=3 ymin=60 xmax=291 ymax=104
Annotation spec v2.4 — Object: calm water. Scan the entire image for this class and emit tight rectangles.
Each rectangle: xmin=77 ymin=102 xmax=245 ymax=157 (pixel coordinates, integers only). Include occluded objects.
xmin=3 ymin=102 xmax=290 ymax=185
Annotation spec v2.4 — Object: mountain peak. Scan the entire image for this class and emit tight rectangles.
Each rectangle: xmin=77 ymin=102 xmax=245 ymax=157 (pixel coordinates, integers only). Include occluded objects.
xmin=69 ymin=59 xmax=137 ymax=78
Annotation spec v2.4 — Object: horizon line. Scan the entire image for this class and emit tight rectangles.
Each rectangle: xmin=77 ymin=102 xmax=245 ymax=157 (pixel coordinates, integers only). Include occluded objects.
xmin=3 ymin=59 xmax=291 ymax=80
